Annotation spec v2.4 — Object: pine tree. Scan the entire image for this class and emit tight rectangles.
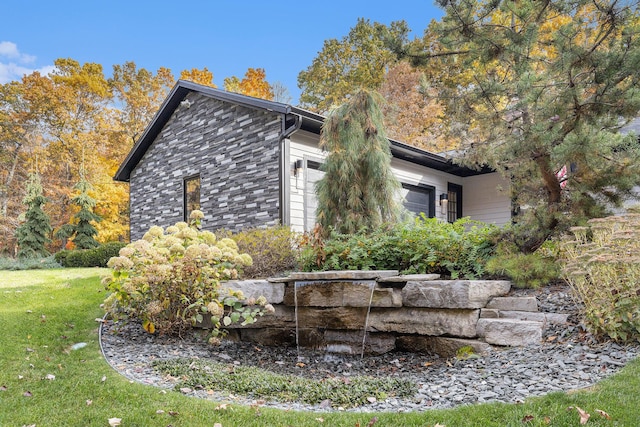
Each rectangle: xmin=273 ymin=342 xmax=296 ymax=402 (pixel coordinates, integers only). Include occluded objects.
xmin=56 ymin=177 xmax=102 ymax=249
xmin=315 ymin=90 xmax=401 ymax=235
xmin=15 ymin=172 xmax=52 ymax=258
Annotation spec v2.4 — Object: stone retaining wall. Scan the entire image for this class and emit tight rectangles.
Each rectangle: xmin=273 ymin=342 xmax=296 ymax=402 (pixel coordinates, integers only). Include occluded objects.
xmin=215 ymin=271 xmax=568 ymax=357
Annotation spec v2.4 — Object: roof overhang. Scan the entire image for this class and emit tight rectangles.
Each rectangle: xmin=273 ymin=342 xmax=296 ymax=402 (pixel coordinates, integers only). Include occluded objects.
xmin=114 ymin=80 xmax=492 ymax=182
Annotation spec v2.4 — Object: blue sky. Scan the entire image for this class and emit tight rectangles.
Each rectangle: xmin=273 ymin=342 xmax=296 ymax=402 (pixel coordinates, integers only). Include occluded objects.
xmin=1 ymin=1 xmax=443 ymax=104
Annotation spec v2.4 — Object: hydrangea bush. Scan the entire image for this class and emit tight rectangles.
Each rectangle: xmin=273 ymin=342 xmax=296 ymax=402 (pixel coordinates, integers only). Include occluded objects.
xmin=103 ymin=211 xmax=273 ymax=343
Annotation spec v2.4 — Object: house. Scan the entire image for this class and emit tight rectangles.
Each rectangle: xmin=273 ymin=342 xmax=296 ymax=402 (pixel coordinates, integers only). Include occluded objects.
xmin=114 ymin=80 xmax=511 ymax=240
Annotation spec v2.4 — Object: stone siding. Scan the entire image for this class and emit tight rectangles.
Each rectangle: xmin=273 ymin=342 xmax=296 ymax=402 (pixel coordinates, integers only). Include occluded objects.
xmin=129 ymin=93 xmax=282 ymax=240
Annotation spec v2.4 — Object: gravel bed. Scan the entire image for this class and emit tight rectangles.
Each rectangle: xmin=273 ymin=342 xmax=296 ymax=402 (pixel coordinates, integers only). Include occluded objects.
xmin=100 ymin=285 xmax=639 ymax=413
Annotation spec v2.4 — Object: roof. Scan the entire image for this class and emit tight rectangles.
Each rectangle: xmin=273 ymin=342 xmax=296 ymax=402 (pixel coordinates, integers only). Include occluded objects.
xmin=114 ymin=80 xmax=489 ymax=182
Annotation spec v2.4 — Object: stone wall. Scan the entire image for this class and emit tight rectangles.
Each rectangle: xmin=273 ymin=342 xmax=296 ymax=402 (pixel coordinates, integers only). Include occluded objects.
xmin=217 ymin=271 xmax=568 ymax=357
xmin=129 ymin=92 xmax=283 ymax=240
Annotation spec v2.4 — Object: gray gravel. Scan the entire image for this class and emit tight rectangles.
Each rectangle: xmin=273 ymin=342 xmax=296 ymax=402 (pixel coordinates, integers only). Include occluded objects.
xmin=100 ymin=285 xmax=639 ymax=413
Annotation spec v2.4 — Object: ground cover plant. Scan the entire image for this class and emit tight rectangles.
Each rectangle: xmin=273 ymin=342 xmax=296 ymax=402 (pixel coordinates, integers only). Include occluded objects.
xmin=2 ymin=268 xmax=640 ymax=426
xmin=299 ymin=216 xmax=497 ymax=279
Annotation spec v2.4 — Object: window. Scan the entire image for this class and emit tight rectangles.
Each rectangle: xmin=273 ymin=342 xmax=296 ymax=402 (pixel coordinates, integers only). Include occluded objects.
xmin=447 ymin=183 xmax=463 ymax=223
xmin=184 ymin=175 xmax=201 ymax=221
xmin=401 ymin=183 xmax=435 ymax=218
xmin=304 ymin=160 xmax=323 ymax=231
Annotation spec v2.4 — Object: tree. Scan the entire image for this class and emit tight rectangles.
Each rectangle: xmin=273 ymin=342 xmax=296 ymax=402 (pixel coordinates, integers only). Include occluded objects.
xmin=179 ymin=67 xmax=216 ymax=87
xmin=297 ymin=19 xmax=409 ymax=113
xmin=315 ymin=90 xmax=401 ymax=235
xmin=379 ymin=61 xmax=450 ymax=152
xmin=224 ymin=68 xmax=274 ymax=100
xmin=15 ymin=172 xmax=52 ymax=258
xmin=55 ymin=177 xmax=102 ymax=249
xmin=398 ymin=0 xmax=640 ymax=248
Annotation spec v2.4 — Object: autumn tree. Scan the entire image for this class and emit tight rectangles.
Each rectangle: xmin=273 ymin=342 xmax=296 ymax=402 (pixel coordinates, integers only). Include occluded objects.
xmin=179 ymin=67 xmax=216 ymax=87
xmin=15 ymin=172 xmax=52 ymax=258
xmin=224 ymin=68 xmax=274 ymax=100
xmin=55 ymin=177 xmax=102 ymax=249
xmin=396 ymin=0 xmax=640 ymax=248
xmin=379 ymin=61 xmax=450 ymax=152
xmin=297 ymin=19 xmax=409 ymax=113
xmin=315 ymin=90 xmax=401 ymax=235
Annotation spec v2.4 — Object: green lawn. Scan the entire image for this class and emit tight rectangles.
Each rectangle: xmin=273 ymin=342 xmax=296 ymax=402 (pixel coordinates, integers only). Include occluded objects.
xmin=1 ymin=268 xmax=639 ymax=426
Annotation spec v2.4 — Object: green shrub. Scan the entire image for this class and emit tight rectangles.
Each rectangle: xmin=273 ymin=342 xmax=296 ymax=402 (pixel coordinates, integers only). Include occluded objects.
xmin=103 ymin=211 xmax=273 ymax=340
xmin=298 ymin=216 xmax=497 ymax=279
xmin=0 ymin=255 xmax=61 ymax=270
xmin=220 ymin=226 xmax=300 ymax=279
xmin=54 ymin=242 xmax=127 ymax=268
xmin=561 ymin=213 xmax=640 ymax=342
xmin=485 ymin=240 xmax=561 ymax=289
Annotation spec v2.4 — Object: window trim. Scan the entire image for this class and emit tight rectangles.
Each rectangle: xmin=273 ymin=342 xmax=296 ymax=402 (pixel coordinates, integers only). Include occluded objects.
xmin=183 ymin=174 xmax=201 ymax=222
xmin=401 ymin=182 xmax=436 ymax=218
xmin=447 ymin=182 xmax=463 ymax=223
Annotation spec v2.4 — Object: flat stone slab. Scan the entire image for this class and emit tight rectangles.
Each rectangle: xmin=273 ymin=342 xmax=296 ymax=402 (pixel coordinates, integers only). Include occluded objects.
xmin=378 ymin=274 xmax=441 ymax=284
xmin=486 ymin=296 xmax=538 ymax=312
xmin=223 ymin=280 xmax=285 ymax=304
xmin=402 ymin=280 xmax=511 ymax=309
xmin=282 ymin=281 xmax=401 ymax=308
xmin=477 ymin=318 xmax=542 ymax=346
xmin=288 ymin=270 xmax=399 ymax=280
xmin=499 ymin=311 xmax=569 ymax=324
xmin=369 ymin=308 xmax=480 ymax=338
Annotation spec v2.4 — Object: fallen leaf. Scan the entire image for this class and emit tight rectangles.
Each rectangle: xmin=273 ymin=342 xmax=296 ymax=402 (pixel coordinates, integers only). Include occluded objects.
xmin=315 ymin=417 xmax=324 ymax=423
xmin=18 ymin=375 xmax=24 ymax=380
xmin=168 ymin=411 xmax=179 ymax=416
xmin=296 ymin=362 xmax=306 ymax=368
xmin=108 ymin=418 xmax=122 ymax=426
xmin=26 ymin=310 xmax=32 ymax=313
xmin=522 ymin=414 xmax=534 ymax=423
xmin=86 ymin=399 xmax=92 ymax=406
xmin=547 ymin=335 xmax=557 ymax=342
xmin=23 ymin=391 xmax=32 ymax=397
xmin=596 ymin=409 xmax=611 ymax=420
xmin=574 ymin=406 xmax=590 ymax=425
xmin=543 ymin=416 xmax=551 ymax=424
xmin=215 ymin=403 xmax=230 ymax=411
xmin=434 ymin=424 xmax=446 ymax=427
xmin=156 ymin=410 xmax=165 ymax=414
xmin=40 ymin=314 xmax=46 ymax=323
xmin=179 ymin=387 xmax=192 ymax=394
xmin=0 ymin=385 xmax=6 ymax=391
xmin=101 ymin=376 xmax=107 ymax=382
xmin=95 ymin=318 xmax=106 ymax=323
xmin=423 ymin=361 xmax=434 ymax=367
xmin=367 ymin=396 xmax=377 ymax=403
xmin=26 ymin=347 xmax=34 ymax=353
xmin=214 ymin=424 xmax=223 ymax=427
xmin=45 ymin=374 xmax=55 ymax=381
xmin=367 ymin=417 xmax=378 ymax=426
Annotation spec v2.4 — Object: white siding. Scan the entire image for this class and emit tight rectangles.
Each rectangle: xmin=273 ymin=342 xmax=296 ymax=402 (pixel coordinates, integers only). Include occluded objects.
xmin=287 ymin=131 xmax=512 ymax=231
xmin=462 ymin=173 xmax=512 ymax=225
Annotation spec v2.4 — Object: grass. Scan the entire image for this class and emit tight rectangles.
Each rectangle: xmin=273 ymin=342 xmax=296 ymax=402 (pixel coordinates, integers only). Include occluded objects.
xmin=0 ymin=268 xmax=638 ymax=426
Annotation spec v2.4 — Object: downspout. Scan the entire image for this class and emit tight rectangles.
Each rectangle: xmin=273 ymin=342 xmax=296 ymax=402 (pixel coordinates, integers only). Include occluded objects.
xmin=279 ymin=112 xmax=302 ymax=226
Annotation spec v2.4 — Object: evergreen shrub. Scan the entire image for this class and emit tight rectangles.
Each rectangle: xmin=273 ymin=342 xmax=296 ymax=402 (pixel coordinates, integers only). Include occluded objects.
xmin=55 ymin=242 xmax=126 ymax=268
xmin=485 ymin=240 xmax=561 ymax=289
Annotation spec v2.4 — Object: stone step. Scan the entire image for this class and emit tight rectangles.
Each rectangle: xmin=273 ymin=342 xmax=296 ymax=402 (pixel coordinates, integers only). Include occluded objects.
xmin=476 ymin=318 xmax=543 ymax=346
xmin=486 ymin=296 xmax=538 ymax=312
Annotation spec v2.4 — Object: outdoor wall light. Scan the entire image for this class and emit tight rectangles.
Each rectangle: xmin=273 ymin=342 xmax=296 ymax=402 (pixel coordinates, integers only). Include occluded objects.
xmin=439 ymin=193 xmax=448 ymax=215
xmin=292 ymin=159 xmax=304 ymax=177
